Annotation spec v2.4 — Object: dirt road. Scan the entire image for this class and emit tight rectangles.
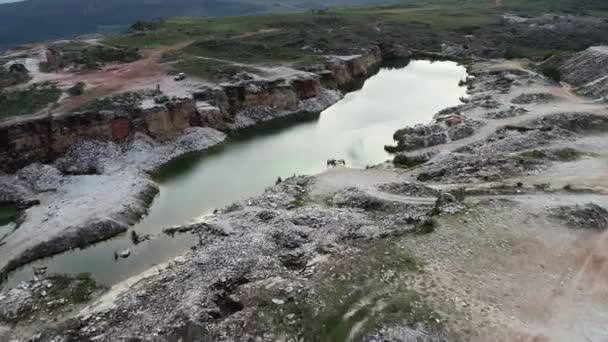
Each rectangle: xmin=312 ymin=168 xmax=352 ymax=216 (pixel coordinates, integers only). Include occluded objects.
xmin=48 ymin=41 xmax=193 ymax=113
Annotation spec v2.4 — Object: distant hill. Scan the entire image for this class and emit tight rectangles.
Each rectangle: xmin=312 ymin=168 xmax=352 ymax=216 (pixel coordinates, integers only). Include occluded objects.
xmin=0 ymin=0 xmax=396 ymax=51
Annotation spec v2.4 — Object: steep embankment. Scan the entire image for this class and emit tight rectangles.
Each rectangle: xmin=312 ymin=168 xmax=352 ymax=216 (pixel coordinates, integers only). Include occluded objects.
xmin=561 ymin=46 xmax=608 ymax=101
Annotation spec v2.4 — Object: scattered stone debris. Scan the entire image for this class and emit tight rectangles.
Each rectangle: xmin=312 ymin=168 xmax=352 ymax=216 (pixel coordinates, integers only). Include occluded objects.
xmin=433 ymin=192 xmax=465 ymax=215
xmin=16 ymin=163 xmax=64 ymax=193
xmin=511 ymin=93 xmax=558 ymax=104
xmin=363 ymin=322 xmax=448 ymax=342
xmin=530 ymin=112 xmax=608 ymax=134
xmin=415 ymin=151 xmax=541 ymax=184
xmin=388 ymin=118 xmax=485 ymax=152
xmin=549 ymin=203 xmax=608 ymax=230
xmin=0 ymin=274 xmax=102 ymax=323
xmin=561 ymin=46 xmax=608 ymax=101
xmin=378 ymin=182 xmax=439 ymax=198
xmin=519 ymin=147 xmax=584 ymax=162
xmin=332 ymin=187 xmax=387 ymax=211
xmin=484 ymin=106 xmax=529 ymax=119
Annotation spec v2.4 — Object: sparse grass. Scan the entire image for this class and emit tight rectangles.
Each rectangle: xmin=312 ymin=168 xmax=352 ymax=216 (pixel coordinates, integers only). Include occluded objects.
xmin=289 ymin=191 xmax=309 ymax=209
xmin=77 ymin=91 xmax=152 ymax=112
xmin=47 ymin=273 xmax=100 ymax=303
xmin=0 ymin=82 xmax=62 ymax=118
xmin=102 ymin=0 xmax=608 ymax=67
xmin=182 ymin=33 xmax=325 ymax=64
xmin=253 ymin=238 xmax=437 ymax=340
xmin=553 ymin=147 xmax=583 ymax=161
xmin=415 ymin=218 xmax=437 ymax=234
xmin=166 ymin=54 xmax=263 ymax=82
xmin=520 ymin=149 xmax=547 ymax=160
xmin=40 ymin=42 xmax=139 ymax=71
xmin=3 ymin=273 xmax=103 ymax=323
xmin=505 ymin=46 xmax=565 ymax=61
xmin=0 ymin=63 xmax=30 ymax=89
xmin=450 ymin=188 xmax=467 ymax=202
xmin=520 ymin=147 xmax=583 ymax=161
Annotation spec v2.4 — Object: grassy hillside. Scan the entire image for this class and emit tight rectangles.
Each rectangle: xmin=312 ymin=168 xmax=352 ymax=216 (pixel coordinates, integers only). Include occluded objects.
xmin=0 ymin=0 xmax=404 ymax=51
xmin=2 ymin=0 xmax=607 ymax=51
xmin=102 ymin=0 xmax=608 ymax=79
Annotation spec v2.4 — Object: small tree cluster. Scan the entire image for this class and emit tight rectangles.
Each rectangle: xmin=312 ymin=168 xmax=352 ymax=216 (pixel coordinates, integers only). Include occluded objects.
xmin=68 ymin=82 xmax=86 ymax=96
xmin=540 ymin=64 xmax=562 ymax=83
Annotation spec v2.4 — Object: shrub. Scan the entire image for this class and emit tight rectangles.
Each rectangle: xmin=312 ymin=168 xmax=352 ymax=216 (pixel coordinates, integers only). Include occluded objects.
xmin=415 ymin=218 xmax=437 ymax=234
xmin=0 ymin=82 xmax=61 ymax=118
xmin=450 ymin=188 xmax=467 ymax=202
xmin=67 ymin=82 xmax=86 ymax=96
xmin=540 ymin=64 xmax=562 ymax=82
xmin=393 ymin=154 xmax=428 ymax=168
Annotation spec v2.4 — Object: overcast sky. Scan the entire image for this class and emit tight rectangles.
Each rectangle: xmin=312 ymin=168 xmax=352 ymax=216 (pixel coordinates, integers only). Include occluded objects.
xmin=0 ymin=0 xmax=25 ymax=4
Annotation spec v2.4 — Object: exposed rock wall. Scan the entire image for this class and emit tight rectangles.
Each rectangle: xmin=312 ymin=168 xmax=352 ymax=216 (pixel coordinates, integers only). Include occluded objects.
xmin=0 ymin=45 xmax=389 ymax=173
xmin=561 ymin=46 xmax=608 ymax=101
xmin=0 ymin=100 xmax=200 ymax=172
xmin=324 ymin=46 xmax=384 ymax=88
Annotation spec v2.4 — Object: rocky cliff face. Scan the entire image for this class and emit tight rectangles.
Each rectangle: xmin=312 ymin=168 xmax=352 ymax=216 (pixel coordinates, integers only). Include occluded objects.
xmin=0 ymin=100 xmax=200 ymax=172
xmin=0 ymin=46 xmax=390 ymax=173
xmin=561 ymin=46 xmax=608 ymax=101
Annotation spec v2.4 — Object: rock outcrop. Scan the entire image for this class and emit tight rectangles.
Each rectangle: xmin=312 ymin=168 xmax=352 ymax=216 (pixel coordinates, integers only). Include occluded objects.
xmin=549 ymin=203 xmax=608 ymax=230
xmin=388 ymin=115 xmax=485 ymax=152
xmin=561 ymin=46 xmax=608 ymax=101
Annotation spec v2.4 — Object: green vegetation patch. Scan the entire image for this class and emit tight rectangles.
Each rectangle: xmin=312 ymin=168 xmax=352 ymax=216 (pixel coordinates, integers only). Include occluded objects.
xmin=520 ymin=147 xmax=585 ymax=161
xmin=539 ymin=64 xmax=562 ymax=82
xmin=164 ymin=53 xmax=263 ymax=82
xmin=182 ymin=32 xmax=325 ymax=63
xmin=46 ymin=273 xmax=101 ymax=303
xmin=252 ymin=238 xmax=445 ymax=341
xmin=289 ymin=190 xmax=310 ymax=210
xmin=0 ymin=82 xmax=62 ymax=118
xmin=77 ymin=90 xmax=154 ymax=112
xmin=40 ymin=42 xmax=139 ymax=71
xmin=391 ymin=153 xmax=429 ymax=168
xmin=2 ymin=273 xmax=104 ymax=323
xmin=104 ymin=5 xmax=495 ymax=62
xmin=67 ymin=82 xmax=86 ymax=96
xmin=103 ymin=0 xmax=608 ymax=64
xmin=504 ymin=46 xmax=567 ymax=61
xmin=415 ymin=218 xmax=437 ymax=234
xmin=0 ymin=63 xmax=30 ymax=89
xmin=102 ymin=0 xmax=608 ymax=67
